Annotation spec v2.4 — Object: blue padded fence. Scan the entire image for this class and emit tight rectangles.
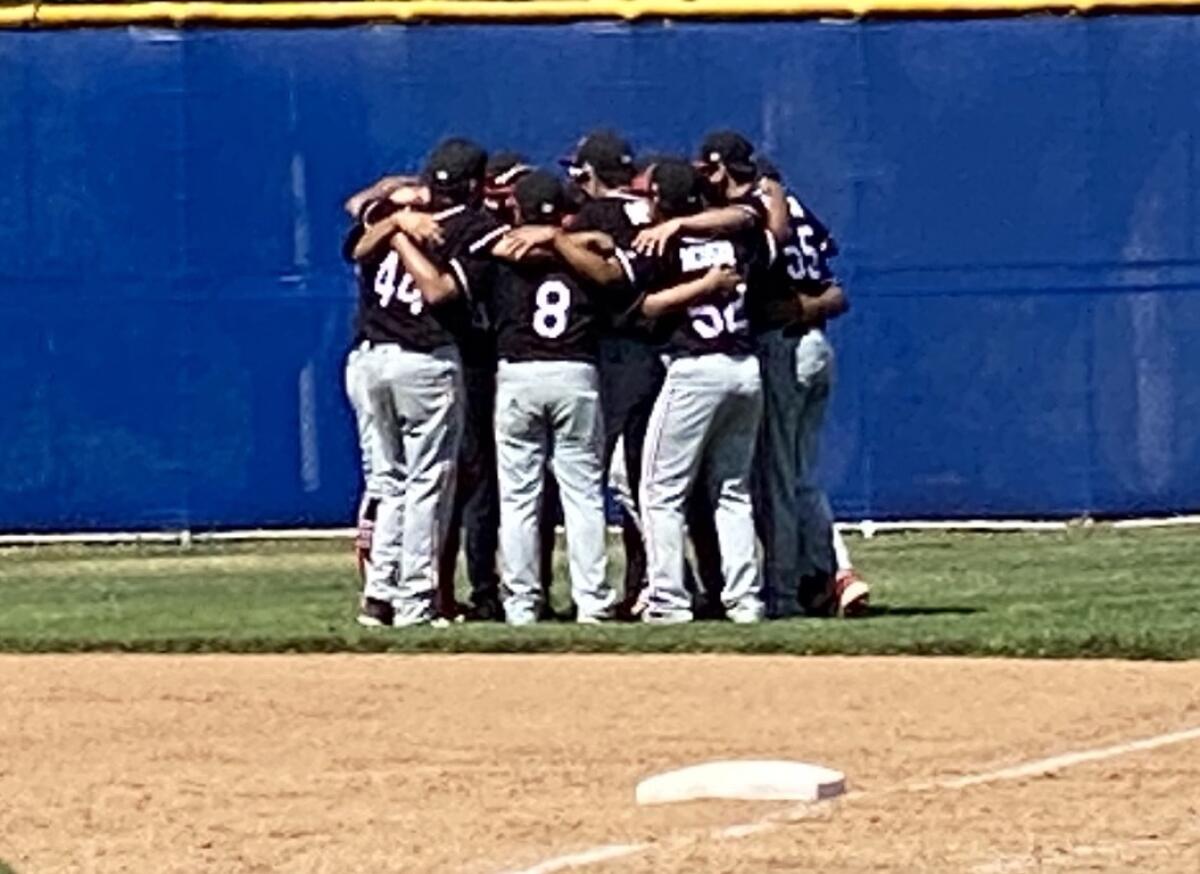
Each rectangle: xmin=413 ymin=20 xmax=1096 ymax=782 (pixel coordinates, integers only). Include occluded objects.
xmin=1 ymin=17 xmax=1198 ymax=530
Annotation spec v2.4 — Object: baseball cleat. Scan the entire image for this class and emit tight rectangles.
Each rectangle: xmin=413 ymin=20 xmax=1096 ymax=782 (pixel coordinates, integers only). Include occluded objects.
xmin=391 ymin=609 xmax=436 ymax=628
xmin=462 ymin=599 xmax=504 ymax=623
xmin=356 ymin=596 xmax=394 ymax=628
xmin=834 ymin=570 xmax=871 ymax=618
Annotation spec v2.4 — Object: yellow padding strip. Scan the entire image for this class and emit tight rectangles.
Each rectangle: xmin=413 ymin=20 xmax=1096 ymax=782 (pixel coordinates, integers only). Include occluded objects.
xmin=10 ymin=0 xmax=1200 ymax=28
xmin=0 ymin=4 xmax=35 ymax=24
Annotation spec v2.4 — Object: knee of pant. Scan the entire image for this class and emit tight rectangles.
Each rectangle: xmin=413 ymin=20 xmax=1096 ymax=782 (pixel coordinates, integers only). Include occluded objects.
xmin=374 ymin=475 xmax=404 ymax=499
xmin=639 ymin=486 xmax=684 ymax=514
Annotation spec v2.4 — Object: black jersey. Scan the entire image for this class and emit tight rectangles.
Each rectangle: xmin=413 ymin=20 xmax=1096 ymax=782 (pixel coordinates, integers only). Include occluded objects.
xmin=570 ymin=193 xmax=656 ymax=337
xmin=619 ymin=226 xmax=775 ymax=358
xmin=750 ymin=187 xmax=838 ymax=332
xmin=486 ymin=254 xmax=604 ymax=364
xmin=351 ymin=205 xmax=505 ymax=352
xmin=570 ymin=192 xmax=654 ymax=249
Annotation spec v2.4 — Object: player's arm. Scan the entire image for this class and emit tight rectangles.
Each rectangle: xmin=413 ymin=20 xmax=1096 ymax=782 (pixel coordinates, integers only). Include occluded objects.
xmin=799 ymin=283 xmax=849 ymax=324
xmin=391 ymin=233 xmax=459 ymax=305
xmin=344 ymin=175 xmax=424 ymax=219
xmin=351 ymin=210 xmax=444 ymax=262
xmin=350 ymin=211 xmax=405 ymax=262
xmin=755 ymin=177 xmax=792 ymax=244
xmin=552 ymin=231 xmax=626 ymax=285
xmin=631 ymin=208 xmax=756 ymax=256
xmin=641 ymin=266 xmax=741 ymax=318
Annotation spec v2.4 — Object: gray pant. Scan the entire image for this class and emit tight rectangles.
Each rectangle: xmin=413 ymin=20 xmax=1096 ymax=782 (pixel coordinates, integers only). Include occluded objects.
xmin=494 ymin=360 xmax=614 ymax=623
xmin=345 ymin=342 xmax=383 ymax=579
xmin=640 ymin=353 xmax=764 ymax=621
xmin=344 ymin=342 xmax=378 ymax=497
xmin=754 ymin=328 xmax=838 ymax=616
xmin=361 ymin=342 xmax=463 ymax=624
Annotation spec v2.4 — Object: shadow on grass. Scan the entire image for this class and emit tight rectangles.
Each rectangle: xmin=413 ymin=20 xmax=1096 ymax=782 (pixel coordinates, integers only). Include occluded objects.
xmin=864 ymin=605 xmax=981 ymax=618
xmin=1 ymin=860 xmax=18 ymax=874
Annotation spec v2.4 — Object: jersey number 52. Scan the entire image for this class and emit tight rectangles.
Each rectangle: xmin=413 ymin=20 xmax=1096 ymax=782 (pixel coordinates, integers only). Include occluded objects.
xmin=680 ymin=240 xmax=747 ymax=339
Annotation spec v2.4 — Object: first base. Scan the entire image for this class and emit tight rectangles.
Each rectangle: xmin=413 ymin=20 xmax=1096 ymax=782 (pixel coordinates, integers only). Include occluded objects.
xmin=635 ymin=760 xmax=846 ymax=805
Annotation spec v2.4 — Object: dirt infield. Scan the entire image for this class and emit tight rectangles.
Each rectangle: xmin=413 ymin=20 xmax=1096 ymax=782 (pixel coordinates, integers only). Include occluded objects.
xmin=1 ymin=656 xmax=1198 ymax=873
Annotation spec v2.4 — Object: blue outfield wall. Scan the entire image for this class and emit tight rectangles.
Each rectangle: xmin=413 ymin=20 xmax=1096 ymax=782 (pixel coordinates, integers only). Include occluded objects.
xmin=1 ymin=17 xmax=1199 ymax=530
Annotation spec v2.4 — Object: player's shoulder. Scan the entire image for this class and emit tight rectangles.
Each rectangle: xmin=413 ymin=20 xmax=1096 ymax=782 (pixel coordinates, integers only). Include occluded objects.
xmin=730 ymin=187 xmax=771 ymax=222
xmin=574 ymin=193 xmax=652 ymax=235
xmin=341 ymin=223 xmax=366 ymax=263
xmin=441 ymin=205 xmax=508 ymax=256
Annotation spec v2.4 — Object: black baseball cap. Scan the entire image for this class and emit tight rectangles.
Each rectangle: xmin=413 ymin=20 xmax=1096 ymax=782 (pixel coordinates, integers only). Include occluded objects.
xmin=634 ymin=151 xmax=676 ymax=174
xmin=423 ymin=137 xmax=488 ymax=191
xmin=514 ymin=169 xmax=566 ymax=223
xmin=486 ymin=151 xmax=533 ymax=187
xmin=561 ymin=129 xmax=635 ymax=185
xmin=697 ymin=130 xmax=757 ymax=176
xmin=650 ymin=158 xmax=702 ymax=217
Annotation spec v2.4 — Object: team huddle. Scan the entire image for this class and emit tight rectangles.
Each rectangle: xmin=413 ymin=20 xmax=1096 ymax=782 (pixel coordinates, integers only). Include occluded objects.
xmin=342 ymin=129 xmax=870 ymax=627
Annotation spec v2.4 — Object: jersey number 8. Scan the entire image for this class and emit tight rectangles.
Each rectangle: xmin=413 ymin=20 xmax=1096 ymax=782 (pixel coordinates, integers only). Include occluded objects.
xmin=374 ymin=251 xmax=424 ymax=316
xmin=532 ymin=280 xmax=571 ymax=339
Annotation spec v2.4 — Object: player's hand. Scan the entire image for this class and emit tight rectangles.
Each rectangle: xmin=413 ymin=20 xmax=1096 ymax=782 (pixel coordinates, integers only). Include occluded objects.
xmin=632 ymin=219 xmax=681 ymax=256
xmin=393 ymin=211 xmax=444 ymax=247
xmin=704 ymin=265 xmax=743 ymax=295
xmin=495 ymin=226 xmax=560 ymax=261
xmin=757 ymin=177 xmax=784 ymax=200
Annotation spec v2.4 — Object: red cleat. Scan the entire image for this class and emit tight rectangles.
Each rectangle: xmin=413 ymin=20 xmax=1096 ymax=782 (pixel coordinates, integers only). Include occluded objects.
xmin=834 ymin=569 xmax=871 ymax=618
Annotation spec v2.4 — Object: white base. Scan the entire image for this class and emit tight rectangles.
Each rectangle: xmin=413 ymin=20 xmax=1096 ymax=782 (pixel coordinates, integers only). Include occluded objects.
xmin=635 ymin=760 xmax=846 ymax=806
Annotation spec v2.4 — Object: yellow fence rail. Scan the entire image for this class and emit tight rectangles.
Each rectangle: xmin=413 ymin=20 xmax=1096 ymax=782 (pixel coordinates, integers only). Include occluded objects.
xmin=1 ymin=0 xmax=1197 ymax=28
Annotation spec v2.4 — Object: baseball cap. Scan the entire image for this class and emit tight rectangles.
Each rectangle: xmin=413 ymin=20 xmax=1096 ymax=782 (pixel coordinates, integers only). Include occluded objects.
xmin=486 ymin=151 xmax=533 ymax=188
xmin=650 ymin=158 xmax=702 ymax=216
xmin=561 ymin=129 xmax=635 ymax=185
xmin=697 ymin=130 xmax=757 ymax=176
xmin=423 ymin=137 xmax=488 ymax=191
xmin=514 ymin=169 xmax=567 ymax=223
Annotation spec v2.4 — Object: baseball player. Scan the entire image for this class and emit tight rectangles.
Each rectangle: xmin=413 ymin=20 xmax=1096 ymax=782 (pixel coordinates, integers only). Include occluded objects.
xmin=341 ymin=179 xmax=437 ymax=593
xmin=559 ymin=130 xmax=660 ymax=612
xmin=479 ymin=153 xmax=564 ymax=619
xmin=351 ymin=137 xmax=506 ymax=627
xmin=563 ymin=158 xmax=773 ymax=623
xmin=426 ymin=154 xmax=535 ymax=622
xmin=399 ymin=170 xmax=620 ymax=624
xmin=751 ymin=157 xmax=871 ymax=617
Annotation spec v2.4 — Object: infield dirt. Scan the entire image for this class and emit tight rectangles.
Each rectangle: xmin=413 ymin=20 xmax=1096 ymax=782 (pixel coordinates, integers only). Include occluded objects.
xmin=1 ymin=655 xmax=1198 ymax=873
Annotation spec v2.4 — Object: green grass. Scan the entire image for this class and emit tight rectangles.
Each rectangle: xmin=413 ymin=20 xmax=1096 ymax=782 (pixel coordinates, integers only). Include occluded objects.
xmin=0 ymin=528 xmax=1198 ymax=658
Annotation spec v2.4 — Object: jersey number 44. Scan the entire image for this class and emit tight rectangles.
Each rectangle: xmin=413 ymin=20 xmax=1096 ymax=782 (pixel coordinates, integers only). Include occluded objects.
xmin=374 ymin=251 xmax=424 ymax=316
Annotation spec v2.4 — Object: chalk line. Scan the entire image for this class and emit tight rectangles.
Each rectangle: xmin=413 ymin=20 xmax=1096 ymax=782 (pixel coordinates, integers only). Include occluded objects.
xmin=489 ymin=723 xmax=1200 ymax=874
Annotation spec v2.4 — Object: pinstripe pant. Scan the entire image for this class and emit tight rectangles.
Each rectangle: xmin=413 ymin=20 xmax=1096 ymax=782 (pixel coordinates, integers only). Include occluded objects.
xmin=494 ymin=360 xmax=615 ymax=624
xmin=639 ymin=353 xmax=764 ymax=621
xmin=361 ymin=342 xmax=463 ymax=624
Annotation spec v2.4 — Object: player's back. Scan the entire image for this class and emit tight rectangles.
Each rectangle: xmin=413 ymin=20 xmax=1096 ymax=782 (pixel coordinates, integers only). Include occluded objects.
xmin=571 ymin=192 xmax=653 ymax=250
xmin=491 ymin=254 xmax=600 ymax=365
xmin=356 ymin=204 xmax=503 ymax=351
xmin=751 ymin=187 xmax=837 ymax=333
xmin=629 ymin=224 xmax=774 ymax=359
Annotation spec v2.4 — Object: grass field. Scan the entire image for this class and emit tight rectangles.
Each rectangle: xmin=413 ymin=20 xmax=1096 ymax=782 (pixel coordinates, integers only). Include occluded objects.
xmin=0 ymin=527 xmax=1197 ymax=658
